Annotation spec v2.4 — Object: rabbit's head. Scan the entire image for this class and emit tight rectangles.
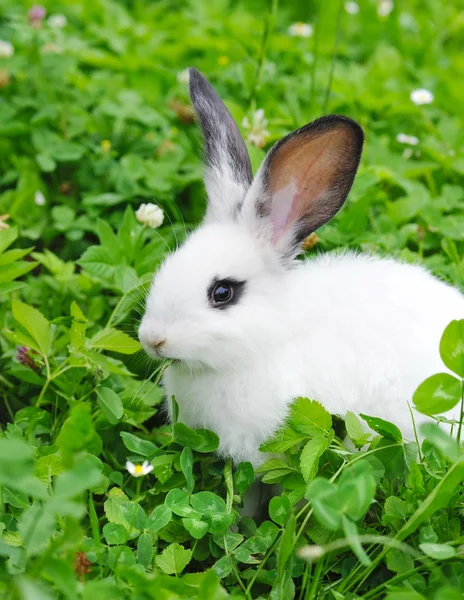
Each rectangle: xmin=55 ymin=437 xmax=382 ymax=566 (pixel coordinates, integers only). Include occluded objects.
xmin=139 ymin=69 xmax=364 ymax=368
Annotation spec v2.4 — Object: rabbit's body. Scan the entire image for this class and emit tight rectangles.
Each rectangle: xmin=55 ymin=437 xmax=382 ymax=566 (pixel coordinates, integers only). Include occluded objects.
xmin=162 ymin=250 xmax=463 ymax=465
xmin=139 ymin=69 xmax=464 ymax=466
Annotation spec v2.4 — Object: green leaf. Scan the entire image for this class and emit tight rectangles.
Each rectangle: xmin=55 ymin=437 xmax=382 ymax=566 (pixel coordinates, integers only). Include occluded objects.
xmin=289 ymin=398 xmax=332 ymax=436
xmin=104 ymin=488 xmax=130 ymax=527
xmin=234 ymin=461 xmax=254 ymax=494
xmin=386 ymin=548 xmax=415 ymax=574
xmin=259 ymin=427 xmax=306 ymax=453
xmin=305 ymin=478 xmax=341 ymax=531
xmin=342 ymin=515 xmax=371 ymax=566
xmin=419 ymin=543 xmax=455 ymax=560
xmin=213 ymin=555 xmax=233 ymax=579
xmin=137 ymin=532 xmax=154 ymax=568
xmin=120 ymin=502 xmax=147 ymax=531
xmin=190 ymin=492 xmax=227 ymax=516
xmin=338 ymin=461 xmax=376 ymax=522
xmin=300 ymin=435 xmax=329 ymax=483
xmin=180 ymin=447 xmax=194 ymax=494
xmin=146 ymin=505 xmax=172 ymax=534
xmin=256 ymin=458 xmax=296 ymax=484
xmin=439 ymin=319 xmax=464 ymax=377
xmin=360 ymin=414 xmax=403 ymax=442
xmin=397 ymin=455 xmax=464 ymax=541
xmin=269 ymin=495 xmax=291 ymax=526
xmin=385 ymin=592 xmax=426 ymax=600
xmin=18 ymin=504 xmax=55 ymax=557
xmin=103 ymin=523 xmax=128 ymax=545
xmin=54 ymin=457 xmax=103 ymax=497
xmin=0 ymin=226 xmax=18 ymax=254
xmin=155 ymin=543 xmax=192 ymax=575
xmin=182 ymin=517 xmax=209 ymax=539
xmin=420 ymin=423 xmax=458 ymax=462
xmin=277 ymin=513 xmax=296 ymax=578
xmin=413 ymin=373 xmax=462 ymax=415
xmin=382 ymin=496 xmax=408 ymax=527
xmin=173 ymin=423 xmax=219 ymax=452
xmin=90 ymin=328 xmax=141 ymax=355
xmin=345 ymin=411 xmax=371 ymax=447
xmin=12 ymin=300 xmax=51 ymax=356
xmin=96 ymin=387 xmax=124 ymax=424
xmin=165 ymin=489 xmax=197 ymax=518
xmin=56 ymin=404 xmax=97 ymax=456
xmin=120 ymin=431 xmax=157 ymax=456
xmin=0 ymin=438 xmax=48 ymax=499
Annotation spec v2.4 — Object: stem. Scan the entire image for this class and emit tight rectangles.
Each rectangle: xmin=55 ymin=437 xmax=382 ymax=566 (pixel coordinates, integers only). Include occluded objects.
xmin=310 ymin=1 xmax=322 ymax=111
xmin=457 ymin=379 xmax=464 ymax=445
xmin=106 ymin=294 xmax=126 ymax=329
xmin=306 ymin=557 xmax=323 ymax=600
xmin=248 ymin=0 xmax=278 ymax=106
xmin=36 ymin=378 xmax=50 ymax=408
xmin=323 ymin=0 xmax=344 ymax=113
xmin=361 ymin=565 xmax=424 ymax=600
xmin=408 ymin=401 xmax=423 ymax=462
xmin=298 ymin=561 xmax=311 ymax=600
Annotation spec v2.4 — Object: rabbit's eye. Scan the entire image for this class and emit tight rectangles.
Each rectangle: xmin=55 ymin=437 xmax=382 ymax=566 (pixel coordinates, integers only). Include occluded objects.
xmin=209 ymin=279 xmax=245 ymax=309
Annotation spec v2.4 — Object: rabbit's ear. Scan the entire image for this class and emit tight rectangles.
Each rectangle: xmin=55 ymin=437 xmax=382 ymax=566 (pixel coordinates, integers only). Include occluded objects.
xmin=242 ymin=115 xmax=363 ymax=261
xmin=189 ymin=68 xmax=253 ymax=222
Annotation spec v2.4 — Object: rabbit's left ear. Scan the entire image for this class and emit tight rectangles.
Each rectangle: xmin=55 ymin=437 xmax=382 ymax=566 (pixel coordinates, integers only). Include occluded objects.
xmin=189 ymin=68 xmax=253 ymax=223
xmin=241 ymin=115 xmax=364 ymax=261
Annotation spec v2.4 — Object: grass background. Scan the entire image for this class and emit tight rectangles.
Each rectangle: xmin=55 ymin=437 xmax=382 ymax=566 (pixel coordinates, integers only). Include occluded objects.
xmin=0 ymin=1 xmax=463 ymax=598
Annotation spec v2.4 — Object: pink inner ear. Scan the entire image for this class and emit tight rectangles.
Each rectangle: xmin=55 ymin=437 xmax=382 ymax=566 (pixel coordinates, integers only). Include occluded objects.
xmin=269 ymin=130 xmax=338 ymax=242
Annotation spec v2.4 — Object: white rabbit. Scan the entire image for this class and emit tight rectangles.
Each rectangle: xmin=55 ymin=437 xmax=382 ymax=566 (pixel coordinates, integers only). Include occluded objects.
xmin=139 ymin=68 xmax=464 ymax=467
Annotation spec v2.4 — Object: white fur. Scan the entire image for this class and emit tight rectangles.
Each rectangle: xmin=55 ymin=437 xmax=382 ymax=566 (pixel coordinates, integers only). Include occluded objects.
xmin=139 ymin=221 xmax=464 ymax=466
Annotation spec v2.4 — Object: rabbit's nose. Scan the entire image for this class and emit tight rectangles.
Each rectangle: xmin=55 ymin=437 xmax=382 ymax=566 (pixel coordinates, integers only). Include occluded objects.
xmin=149 ymin=337 xmax=166 ymax=350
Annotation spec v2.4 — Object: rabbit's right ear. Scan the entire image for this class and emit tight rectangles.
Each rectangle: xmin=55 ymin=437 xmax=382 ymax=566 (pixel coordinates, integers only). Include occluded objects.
xmin=189 ymin=68 xmax=253 ymax=223
xmin=241 ymin=115 xmax=364 ymax=262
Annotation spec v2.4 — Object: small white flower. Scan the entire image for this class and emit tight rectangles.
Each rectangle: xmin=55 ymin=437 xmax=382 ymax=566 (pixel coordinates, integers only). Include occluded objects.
xmin=242 ymin=109 xmax=270 ymax=149
xmin=298 ymin=545 xmax=325 ymax=560
xmin=402 ymin=148 xmax=413 ymax=159
xmin=288 ymin=22 xmax=313 ymax=38
xmin=345 ymin=2 xmax=360 ymax=15
xmin=126 ymin=460 xmax=154 ymax=477
xmin=0 ymin=40 xmax=14 ymax=58
xmin=410 ymin=88 xmax=434 ymax=106
xmin=34 ymin=191 xmax=46 ymax=206
xmin=396 ymin=133 xmax=419 ymax=146
xmin=135 ymin=203 xmax=164 ymax=229
xmin=47 ymin=14 xmax=67 ymax=28
xmin=177 ymin=68 xmax=190 ymax=85
xmin=377 ymin=0 xmax=394 ymax=17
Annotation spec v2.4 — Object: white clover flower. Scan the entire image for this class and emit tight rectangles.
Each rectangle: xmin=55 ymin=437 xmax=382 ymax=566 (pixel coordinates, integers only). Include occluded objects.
xmin=0 ymin=40 xmax=14 ymax=58
xmin=126 ymin=460 xmax=154 ymax=478
xmin=377 ymin=0 xmax=394 ymax=17
xmin=288 ymin=22 xmax=313 ymax=38
xmin=177 ymin=68 xmax=190 ymax=85
xmin=410 ymin=88 xmax=434 ymax=105
xmin=345 ymin=2 xmax=360 ymax=15
xmin=135 ymin=203 xmax=164 ymax=229
xmin=242 ymin=108 xmax=270 ymax=149
xmin=47 ymin=14 xmax=67 ymax=28
xmin=34 ymin=191 xmax=46 ymax=206
xmin=298 ymin=545 xmax=325 ymax=560
xmin=396 ymin=133 xmax=419 ymax=146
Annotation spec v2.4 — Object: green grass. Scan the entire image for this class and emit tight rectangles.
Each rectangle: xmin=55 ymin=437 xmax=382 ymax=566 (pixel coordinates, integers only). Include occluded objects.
xmin=1 ymin=0 xmax=464 ymax=598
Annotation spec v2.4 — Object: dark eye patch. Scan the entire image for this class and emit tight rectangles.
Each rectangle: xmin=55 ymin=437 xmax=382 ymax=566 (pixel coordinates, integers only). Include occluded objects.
xmin=208 ymin=278 xmax=246 ymax=309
